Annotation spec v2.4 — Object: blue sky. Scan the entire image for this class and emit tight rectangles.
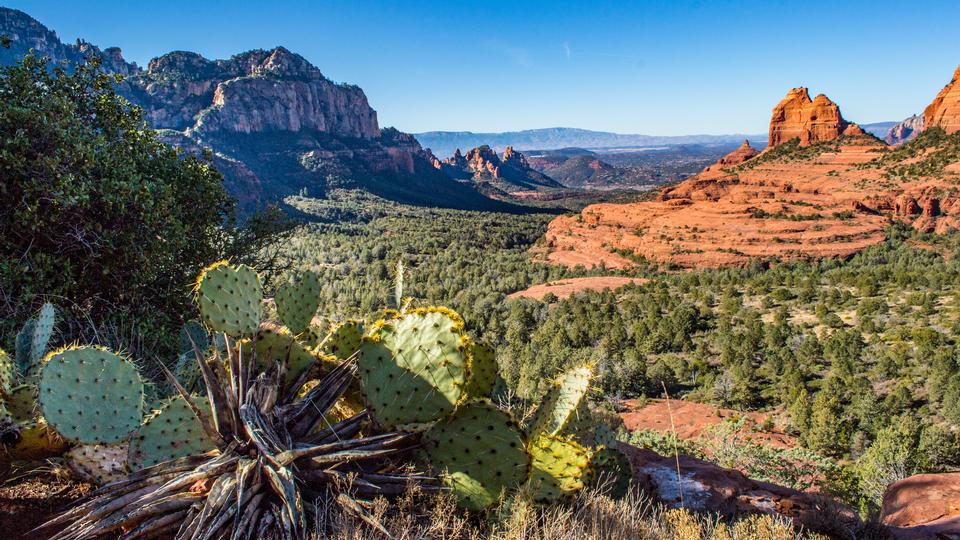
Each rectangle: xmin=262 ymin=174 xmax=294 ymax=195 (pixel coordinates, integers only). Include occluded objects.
xmin=6 ymin=1 xmax=960 ymax=134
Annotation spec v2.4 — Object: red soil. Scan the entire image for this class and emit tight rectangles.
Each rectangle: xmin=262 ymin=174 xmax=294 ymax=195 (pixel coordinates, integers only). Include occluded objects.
xmin=507 ymin=276 xmax=649 ymax=300
xmin=620 ymin=398 xmax=796 ymax=449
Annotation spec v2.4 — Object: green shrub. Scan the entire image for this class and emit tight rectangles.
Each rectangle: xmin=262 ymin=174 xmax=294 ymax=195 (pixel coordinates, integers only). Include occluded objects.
xmin=0 ymin=55 xmax=232 ymax=354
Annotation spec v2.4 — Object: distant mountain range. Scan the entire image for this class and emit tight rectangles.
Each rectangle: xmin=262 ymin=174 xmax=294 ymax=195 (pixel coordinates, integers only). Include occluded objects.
xmin=414 ymin=128 xmax=768 ymax=157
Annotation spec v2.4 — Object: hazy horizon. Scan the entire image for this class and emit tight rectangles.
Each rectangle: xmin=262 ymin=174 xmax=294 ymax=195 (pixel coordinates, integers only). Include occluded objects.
xmin=5 ymin=0 xmax=960 ymax=135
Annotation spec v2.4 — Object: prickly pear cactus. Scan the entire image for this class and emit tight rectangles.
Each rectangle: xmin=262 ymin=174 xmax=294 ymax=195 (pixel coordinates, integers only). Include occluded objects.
xmin=0 ymin=349 xmax=14 ymax=393
xmin=589 ymin=446 xmax=633 ymax=499
xmin=66 ymin=444 xmax=129 ymax=485
xmin=527 ymin=433 xmax=592 ymax=504
xmin=194 ymin=261 xmax=263 ymax=336
xmin=31 ymin=303 xmax=55 ymax=363
xmin=128 ymin=395 xmax=216 ymax=470
xmin=320 ymin=320 xmax=364 ymax=360
xmin=530 ymin=365 xmax=593 ymax=436
xmin=275 ymin=271 xmax=321 ymax=335
xmin=6 ymin=384 xmax=37 ymax=422
xmin=253 ymin=324 xmax=318 ymax=383
xmin=2 ymin=419 xmax=68 ymax=460
xmin=464 ymin=341 xmax=497 ymax=398
xmin=425 ymin=401 xmax=530 ymax=510
xmin=174 ymin=353 xmax=203 ymax=394
xmin=359 ymin=309 xmax=469 ymax=427
xmin=15 ymin=318 xmax=35 ymax=374
xmin=179 ymin=320 xmax=209 ymax=355
xmin=38 ymin=347 xmax=144 ymax=444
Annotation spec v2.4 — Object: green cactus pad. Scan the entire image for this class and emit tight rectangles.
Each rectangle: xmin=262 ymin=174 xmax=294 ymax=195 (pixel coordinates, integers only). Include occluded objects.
xmin=7 ymin=384 xmax=38 ymax=422
xmin=464 ymin=341 xmax=497 ymax=399
xmin=38 ymin=347 xmax=144 ymax=444
xmin=31 ymin=303 xmax=55 ymax=363
xmin=15 ymin=318 xmax=35 ymax=374
xmin=321 ymin=320 xmax=364 ymax=360
xmin=359 ymin=309 xmax=469 ymax=427
xmin=128 ymin=396 xmax=216 ymax=470
xmin=0 ymin=349 xmax=14 ymax=394
xmin=194 ymin=261 xmax=263 ymax=336
xmin=527 ymin=433 xmax=592 ymax=504
xmin=2 ymin=419 xmax=69 ymax=461
xmin=530 ymin=365 xmax=593 ymax=436
xmin=425 ymin=401 xmax=530 ymax=510
xmin=275 ymin=271 xmax=321 ymax=335
xmin=589 ymin=446 xmax=633 ymax=499
xmin=179 ymin=320 xmax=209 ymax=355
xmin=253 ymin=324 xmax=317 ymax=383
xmin=174 ymin=353 xmax=203 ymax=394
xmin=66 ymin=444 xmax=129 ymax=485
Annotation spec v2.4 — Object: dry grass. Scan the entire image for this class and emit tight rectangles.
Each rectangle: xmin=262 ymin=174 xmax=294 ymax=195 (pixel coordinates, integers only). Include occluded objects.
xmin=314 ymin=487 xmax=819 ymax=540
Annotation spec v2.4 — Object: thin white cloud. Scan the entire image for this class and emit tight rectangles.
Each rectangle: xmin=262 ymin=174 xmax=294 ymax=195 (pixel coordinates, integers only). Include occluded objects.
xmin=563 ymin=41 xmax=571 ymax=60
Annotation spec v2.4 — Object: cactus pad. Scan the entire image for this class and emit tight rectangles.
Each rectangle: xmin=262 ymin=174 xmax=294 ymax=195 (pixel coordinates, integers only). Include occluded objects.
xmin=530 ymin=365 xmax=593 ymax=436
xmin=31 ymin=303 xmax=55 ymax=363
xmin=425 ymin=401 xmax=530 ymax=510
xmin=39 ymin=347 xmax=144 ymax=444
xmin=128 ymin=396 xmax=216 ymax=470
xmin=179 ymin=320 xmax=209 ymax=355
xmin=589 ymin=446 xmax=633 ymax=499
xmin=253 ymin=324 xmax=317 ymax=383
xmin=275 ymin=271 xmax=321 ymax=334
xmin=321 ymin=320 xmax=364 ymax=360
xmin=15 ymin=318 xmax=35 ymax=374
xmin=0 ymin=349 xmax=14 ymax=393
xmin=2 ymin=419 xmax=69 ymax=460
xmin=66 ymin=444 xmax=129 ymax=485
xmin=465 ymin=341 xmax=497 ymax=398
xmin=527 ymin=433 xmax=592 ymax=504
xmin=7 ymin=384 xmax=38 ymax=422
xmin=359 ymin=309 xmax=469 ymax=427
xmin=195 ymin=261 xmax=263 ymax=336
xmin=174 ymin=353 xmax=203 ymax=394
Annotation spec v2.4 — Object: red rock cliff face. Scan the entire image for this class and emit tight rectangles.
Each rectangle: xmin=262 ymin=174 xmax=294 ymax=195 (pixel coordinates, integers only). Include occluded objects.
xmin=886 ymin=114 xmax=924 ymax=145
xmin=924 ymin=65 xmax=960 ymax=134
xmin=768 ymin=88 xmax=849 ymax=147
xmin=704 ymin=139 xmax=759 ymax=172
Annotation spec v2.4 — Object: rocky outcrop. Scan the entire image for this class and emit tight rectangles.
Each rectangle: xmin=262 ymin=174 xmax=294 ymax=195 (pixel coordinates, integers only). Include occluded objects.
xmin=886 ymin=114 xmax=925 ymax=145
xmin=0 ymin=7 xmax=140 ymax=72
xmin=924 ymin=65 xmax=960 ymax=134
xmin=437 ymin=145 xmax=561 ymax=192
xmin=0 ymin=7 xmax=514 ymax=212
xmin=617 ymin=443 xmax=857 ymax=535
xmin=768 ymin=88 xmax=849 ymax=147
xmin=881 ymin=473 xmax=960 ymax=538
xmin=703 ymin=139 xmax=759 ymax=172
xmin=842 ymin=123 xmax=866 ymax=136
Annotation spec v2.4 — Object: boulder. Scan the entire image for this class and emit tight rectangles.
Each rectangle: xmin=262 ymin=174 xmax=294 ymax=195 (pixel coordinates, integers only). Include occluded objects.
xmin=881 ymin=473 xmax=960 ymax=539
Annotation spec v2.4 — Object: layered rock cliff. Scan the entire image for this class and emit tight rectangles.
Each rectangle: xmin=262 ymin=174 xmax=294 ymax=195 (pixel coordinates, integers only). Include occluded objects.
xmin=768 ymin=88 xmax=849 ymax=147
xmin=924 ymin=65 xmax=960 ymax=134
xmin=0 ymin=7 xmax=512 ymax=212
xmin=435 ymin=145 xmax=562 ymax=192
xmin=885 ymin=114 xmax=924 ymax=145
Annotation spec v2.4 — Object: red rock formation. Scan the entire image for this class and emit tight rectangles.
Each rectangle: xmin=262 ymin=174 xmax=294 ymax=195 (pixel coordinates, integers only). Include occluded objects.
xmin=703 ymin=139 xmax=759 ymax=173
xmin=463 ymin=145 xmax=502 ymax=178
xmin=886 ymin=115 xmax=924 ymax=145
xmin=881 ymin=473 xmax=960 ymax=538
xmin=842 ymin=123 xmax=866 ymax=136
xmin=768 ymin=88 xmax=849 ymax=147
xmin=924 ymin=65 xmax=960 ymax=134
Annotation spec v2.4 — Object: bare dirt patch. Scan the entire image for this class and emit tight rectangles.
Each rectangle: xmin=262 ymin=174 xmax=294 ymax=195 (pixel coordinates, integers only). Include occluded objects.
xmin=620 ymin=398 xmax=796 ymax=449
xmin=508 ymin=276 xmax=649 ymax=300
xmin=0 ymin=468 xmax=93 ymax=539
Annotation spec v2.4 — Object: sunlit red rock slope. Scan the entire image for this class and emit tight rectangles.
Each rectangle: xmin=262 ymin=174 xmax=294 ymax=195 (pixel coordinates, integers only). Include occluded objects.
xmin=542 ymin=66 xmax=960 ymax=269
